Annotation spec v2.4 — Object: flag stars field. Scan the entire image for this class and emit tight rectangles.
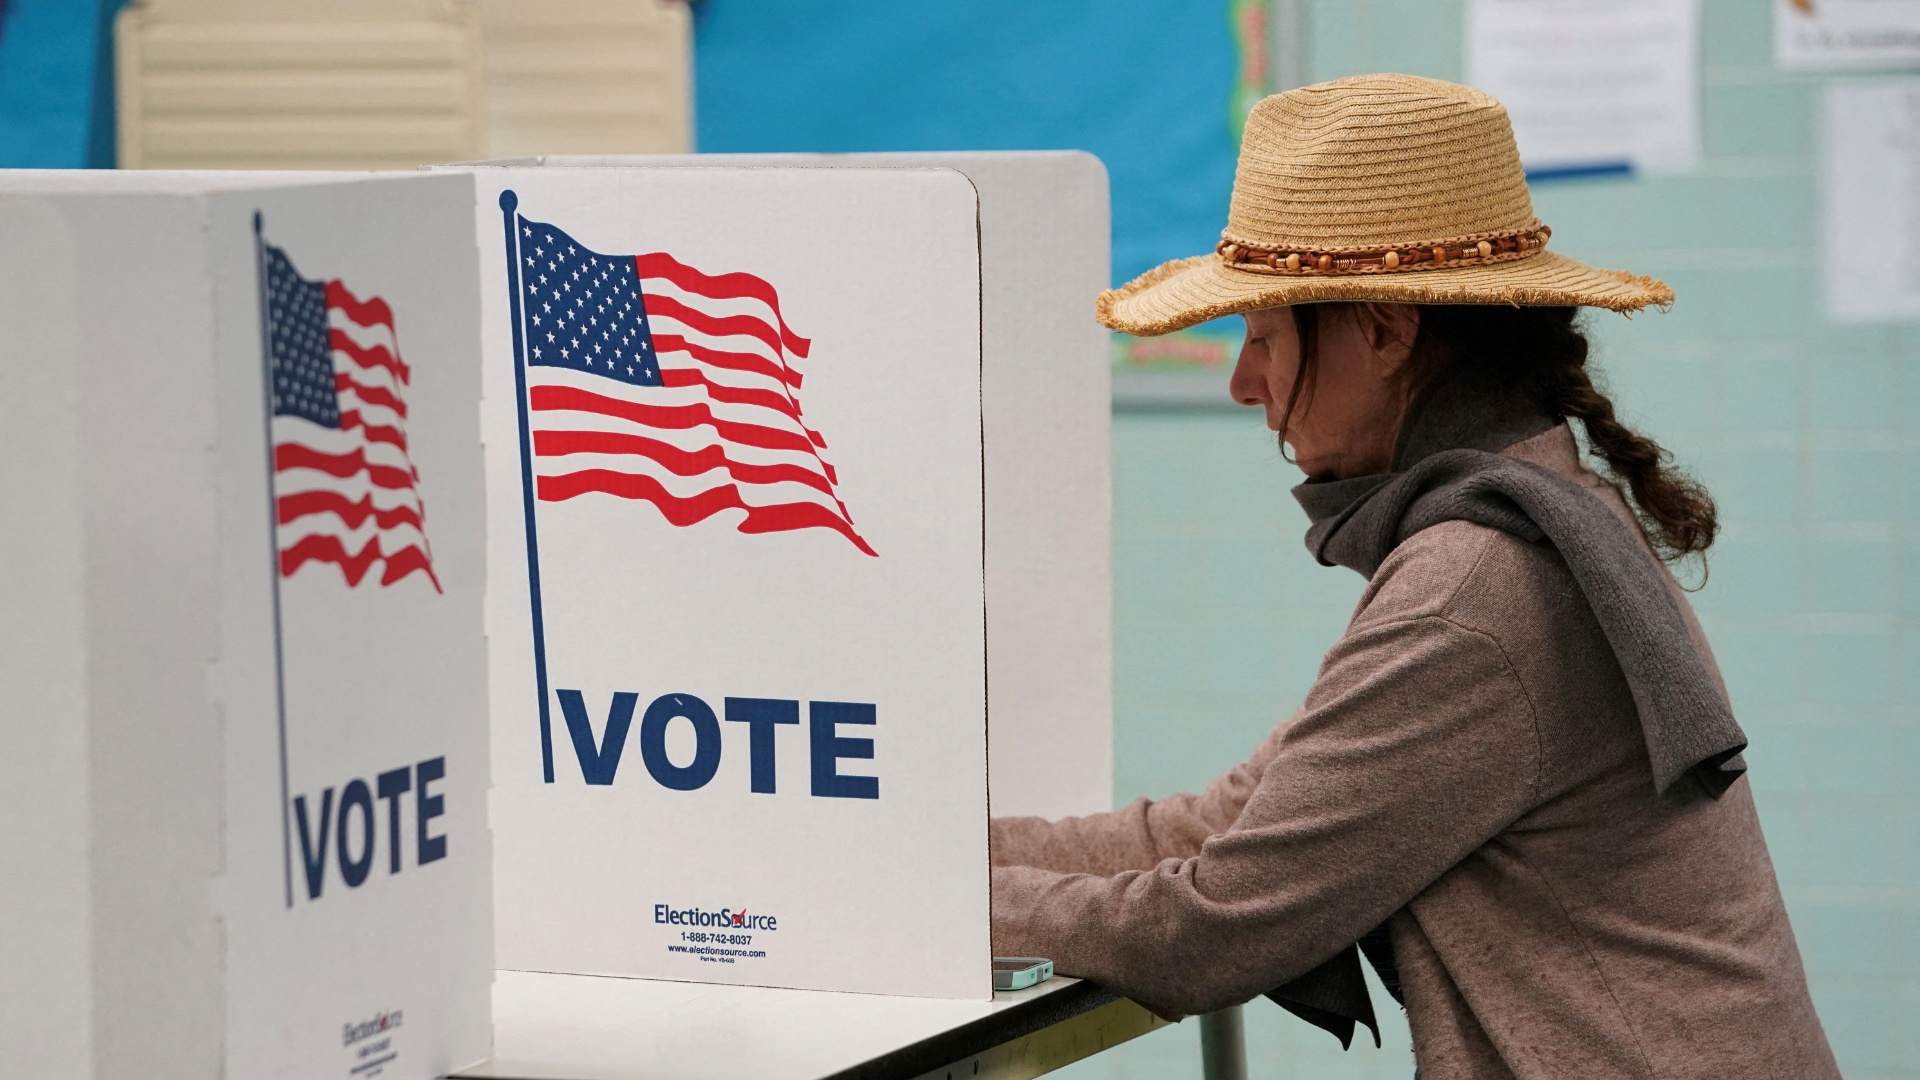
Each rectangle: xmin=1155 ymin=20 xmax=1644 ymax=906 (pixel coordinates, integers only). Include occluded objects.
xmin=512 ymin=216 xmax=875 ymax=556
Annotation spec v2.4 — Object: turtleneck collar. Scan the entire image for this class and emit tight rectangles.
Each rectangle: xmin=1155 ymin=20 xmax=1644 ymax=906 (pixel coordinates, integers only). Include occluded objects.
xmin=1291 ymin=375 xmax=1557 ymax=575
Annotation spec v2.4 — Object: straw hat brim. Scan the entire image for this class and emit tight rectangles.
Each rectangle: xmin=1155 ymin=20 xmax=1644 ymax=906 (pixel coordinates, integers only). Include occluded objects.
xmin=1098 ymin=250 xmax=1673 ymax=337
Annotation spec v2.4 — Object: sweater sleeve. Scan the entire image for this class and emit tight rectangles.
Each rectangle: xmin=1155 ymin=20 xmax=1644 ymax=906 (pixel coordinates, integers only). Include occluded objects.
xmin=990 ymin=613 xmax=1543 ymax=1017
xmin=989 ymin=719 xmax=1293 ymax=876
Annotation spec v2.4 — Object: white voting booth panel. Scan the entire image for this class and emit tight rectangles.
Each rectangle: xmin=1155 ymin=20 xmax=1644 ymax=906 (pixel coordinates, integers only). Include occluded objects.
xmin=0 ymin=173 xmax=492 ymax=1079
xmin=471 ymin=151 xmax=1114 ymax=822
xmin=464 ymin=167 xmax=991 ymax=999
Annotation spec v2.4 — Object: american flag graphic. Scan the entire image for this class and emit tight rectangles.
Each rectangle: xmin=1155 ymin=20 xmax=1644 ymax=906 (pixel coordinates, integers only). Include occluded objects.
xmin=263 ymin=241 xmax=440 ymax=591
xmin=511 ymin=215 xmax=875 ymax=556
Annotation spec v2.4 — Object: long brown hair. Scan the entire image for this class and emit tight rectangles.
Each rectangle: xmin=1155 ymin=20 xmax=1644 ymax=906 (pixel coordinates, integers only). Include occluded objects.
xmin=1282 ymin=303 xmax=1718 ymax=563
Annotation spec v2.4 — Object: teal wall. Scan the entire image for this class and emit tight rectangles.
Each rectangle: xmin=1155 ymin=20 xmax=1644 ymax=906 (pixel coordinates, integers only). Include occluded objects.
xmin=693 ymin=0 xmax=1241 ymax=287
xmin=1068 ymin=1 xmax=1919 ymax=1077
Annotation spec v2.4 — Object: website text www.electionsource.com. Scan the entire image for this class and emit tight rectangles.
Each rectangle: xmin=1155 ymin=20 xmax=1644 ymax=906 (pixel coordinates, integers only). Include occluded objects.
xmin=668 ymin=944 xmax=767 ymax=964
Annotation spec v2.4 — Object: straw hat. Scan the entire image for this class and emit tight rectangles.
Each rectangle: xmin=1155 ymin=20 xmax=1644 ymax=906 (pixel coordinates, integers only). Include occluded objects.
xmin=1098 ymin=74 xmax=1673 ymax=336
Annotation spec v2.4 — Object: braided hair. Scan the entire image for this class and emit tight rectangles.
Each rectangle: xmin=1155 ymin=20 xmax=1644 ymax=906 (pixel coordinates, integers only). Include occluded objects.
xmin=1289 ymin=303 xmax=1718 ymax=563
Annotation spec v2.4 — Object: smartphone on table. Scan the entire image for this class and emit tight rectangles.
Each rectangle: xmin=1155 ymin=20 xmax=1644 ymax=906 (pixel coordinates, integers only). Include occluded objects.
xmin=992 ymin=957 xmax=1054 ymax=991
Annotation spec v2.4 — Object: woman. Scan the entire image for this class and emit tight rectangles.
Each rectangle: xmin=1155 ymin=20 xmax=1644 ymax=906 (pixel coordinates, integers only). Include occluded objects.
xmin=989 ymin=75 xmax=1839 ymax=1079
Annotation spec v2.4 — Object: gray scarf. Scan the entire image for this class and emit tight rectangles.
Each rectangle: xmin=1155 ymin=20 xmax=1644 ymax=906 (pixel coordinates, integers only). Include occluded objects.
xmin=1266 ymin=374 xmax=1749 ymax=1048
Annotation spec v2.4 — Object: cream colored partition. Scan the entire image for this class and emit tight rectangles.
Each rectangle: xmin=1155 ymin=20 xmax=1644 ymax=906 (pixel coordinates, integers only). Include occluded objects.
xmin=116 ymin=0 xmax=485 ymax=169
xmin=475 ymin=0 xmax=692 ymax=157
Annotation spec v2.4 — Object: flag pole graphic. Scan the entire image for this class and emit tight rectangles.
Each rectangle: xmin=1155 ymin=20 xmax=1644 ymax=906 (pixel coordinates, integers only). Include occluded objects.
xmin=501 ymin=190 xmax=557 ymax=783
xmin=253 ymin=212 xmax=295 ymax=910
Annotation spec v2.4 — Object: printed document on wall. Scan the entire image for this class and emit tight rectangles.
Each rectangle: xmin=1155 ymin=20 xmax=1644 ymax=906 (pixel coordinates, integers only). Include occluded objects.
xmin=1777 ymin=0 xmax=1920 ymax=70
xmin=1467 ymin=0 xmax=1700 ymax=175
xmin=1822 ymin=80 xmax=1920 ymax=321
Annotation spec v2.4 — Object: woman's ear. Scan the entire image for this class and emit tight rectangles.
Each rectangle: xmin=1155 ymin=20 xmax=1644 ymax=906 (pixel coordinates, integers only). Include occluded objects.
xmin=1359 ymin=302 xmax=1421 ymax=375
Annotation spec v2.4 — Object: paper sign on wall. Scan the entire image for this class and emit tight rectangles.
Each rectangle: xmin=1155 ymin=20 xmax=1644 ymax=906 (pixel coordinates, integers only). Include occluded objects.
xmin=1822 ymin=80 xmax=1920 ymax=321
xmin=474 ymin=168 xmax=991 ymax=999
xmin=1467 ymin=0 xmax=1700 ymax=176
xmin=1777 ymin=0 xmax=1920 ymax=70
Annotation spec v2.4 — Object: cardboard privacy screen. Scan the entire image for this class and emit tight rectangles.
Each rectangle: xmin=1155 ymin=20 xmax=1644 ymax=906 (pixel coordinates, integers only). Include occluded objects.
xmin=466 ymin=151 xmax=1115 ymax=822
xmin=0 ymin=173 xmax=491 ymax=1079
xmin=472 ymin=167 xmax=990 ymax=999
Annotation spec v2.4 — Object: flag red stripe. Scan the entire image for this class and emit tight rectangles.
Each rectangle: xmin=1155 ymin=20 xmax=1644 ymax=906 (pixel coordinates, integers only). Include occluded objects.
xmin=329 ymin=328 xmax=410 ymax=386
xmin=281 ymin=532 xmax=442 ymax=591
xmin=529 ymin=384 xmax=819 ymax=459
xmin=335 ymin=373 xmax=409 ymax=419
xmin=275 ymin=442 xmax=417 ymax=490
xmin=636 ymin=252 xmax=812 ymax=360
xmin=339 ymin=409 xmax=406 ymax=452
xmin=278 ymin=489 xmax=424 ymax=531
xmin=536 ymin=468 xmax=875 ymax=556
xmin=642 ymin=293 xmax=790 ymax=364
xmin=733 ymin=498 xmax=874 ymax=555
xmin=658 ymin=367 xmax=793 ymax=417
xmin=373 ymin=543 xmax=437 ymax=588
xmin=533 ymin=429 xmax=835 ymax=496
xmin=651 ymin=333 xmax=801 ymax=390
xmin=325 ymin=280 xmax=397 ymax=334
xmin=656 ymin=367 xmax=827 ymax=449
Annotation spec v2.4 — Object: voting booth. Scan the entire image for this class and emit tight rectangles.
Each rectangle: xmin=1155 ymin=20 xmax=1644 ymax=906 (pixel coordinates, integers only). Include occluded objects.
xmin=423 ymin=155 xmax=1112 ymax=1001
xmin=437 ymin=156 xmax=1112 ymax=1001
xmin=0 ymin=172 xmax=493 ymax=1078
xmin=0 ymin=155 xmax=1113 ymax=1046
xmin=455 ymin=166 xmax=992 ymax=999
xmin=464 ymin=152 xmax=1116 ymax=825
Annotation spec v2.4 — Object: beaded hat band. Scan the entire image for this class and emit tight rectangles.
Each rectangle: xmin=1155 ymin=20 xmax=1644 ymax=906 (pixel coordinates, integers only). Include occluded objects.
xmin=1216 ymin=224 xmax=1552 ymax=276
xmin=1098 ymin=75 xmax=1672 ymax=337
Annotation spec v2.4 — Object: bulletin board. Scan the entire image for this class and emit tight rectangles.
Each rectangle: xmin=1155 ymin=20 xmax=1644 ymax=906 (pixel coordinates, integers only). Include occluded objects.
xmin=691 ymin=0 xmax=1264 ymax=394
